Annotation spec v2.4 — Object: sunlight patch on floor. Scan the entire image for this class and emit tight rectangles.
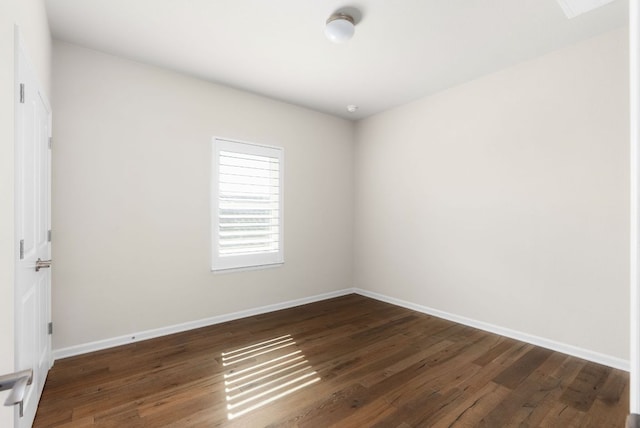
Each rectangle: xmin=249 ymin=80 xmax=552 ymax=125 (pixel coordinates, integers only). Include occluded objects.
xmin=222 ymin=334 xmax=320 ymax=420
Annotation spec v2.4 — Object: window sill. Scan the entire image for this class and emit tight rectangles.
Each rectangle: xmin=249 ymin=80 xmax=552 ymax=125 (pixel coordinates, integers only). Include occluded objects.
xmin=211 ymin=262 xmax=284 ymax=274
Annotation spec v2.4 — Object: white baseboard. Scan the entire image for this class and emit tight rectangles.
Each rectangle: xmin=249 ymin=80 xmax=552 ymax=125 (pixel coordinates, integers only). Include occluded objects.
xmin=354 ymin=288 xmax=630 ymax=372
xmin=52 ymin=288 xmax=356 ymax=360
xmin=54 ymin=287 xmax=630 ymax=372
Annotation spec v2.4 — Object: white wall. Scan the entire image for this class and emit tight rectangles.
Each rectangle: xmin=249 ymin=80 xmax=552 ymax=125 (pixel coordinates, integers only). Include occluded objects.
xmin=0 ymin=0 xmax=50 ymax=425
xmin=50 ymin=23 xmax=630 ymax=367
xmin=51 ymin=41 xmax=354 ymax=351
xmin=355 ymin=28 xmax=629 ymax=361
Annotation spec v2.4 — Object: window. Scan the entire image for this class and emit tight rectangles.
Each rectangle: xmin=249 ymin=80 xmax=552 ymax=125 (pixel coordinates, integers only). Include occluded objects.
xmin=211 ymin=138 xmax=284 ymax=271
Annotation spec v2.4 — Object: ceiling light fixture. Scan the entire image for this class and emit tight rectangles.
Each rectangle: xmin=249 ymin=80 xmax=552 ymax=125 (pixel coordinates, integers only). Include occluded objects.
xmin=325 ymin=13 xmax=355 ymax=43
xmin=347 ymin=105 xmax=359 ymax=113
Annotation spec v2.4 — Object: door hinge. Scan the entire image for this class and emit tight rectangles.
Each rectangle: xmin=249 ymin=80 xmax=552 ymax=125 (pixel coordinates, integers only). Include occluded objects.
xmin=47 ymin=230 xmax=51 ymax=242
xmin=19 ymin=239 xmax=24 ymax=260
xmin=47 ymin=322 xmax=53 ymax=335
xmin=48 ymin=137 xmax=52 ymax=149
xmin=19 ymin=83 xmax=24 ymax=103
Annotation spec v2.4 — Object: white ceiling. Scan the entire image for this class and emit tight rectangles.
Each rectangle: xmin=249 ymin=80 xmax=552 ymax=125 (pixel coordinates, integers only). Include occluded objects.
xmin=45 ymin=0 xmax=627 ymax=120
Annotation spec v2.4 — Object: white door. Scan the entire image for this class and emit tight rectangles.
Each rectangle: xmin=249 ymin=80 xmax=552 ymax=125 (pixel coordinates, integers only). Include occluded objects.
xmin=14 ymin=32 xmax=52 ymax=428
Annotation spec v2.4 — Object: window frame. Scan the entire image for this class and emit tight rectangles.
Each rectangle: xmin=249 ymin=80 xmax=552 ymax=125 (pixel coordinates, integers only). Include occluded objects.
xmin=211 ymin=137 xmax=284 ymax=272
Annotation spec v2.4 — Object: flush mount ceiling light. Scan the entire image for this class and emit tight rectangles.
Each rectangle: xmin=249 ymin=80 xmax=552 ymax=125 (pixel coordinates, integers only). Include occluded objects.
xmin=325 ymin=13 xmax=355 ymax=43
xmin=346 ymin=104 xmax=359 ymax=113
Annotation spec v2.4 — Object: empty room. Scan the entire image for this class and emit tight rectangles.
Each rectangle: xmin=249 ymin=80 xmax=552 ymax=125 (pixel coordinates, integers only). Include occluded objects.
xmin=2 ymin=0 xmax=640 ymax=426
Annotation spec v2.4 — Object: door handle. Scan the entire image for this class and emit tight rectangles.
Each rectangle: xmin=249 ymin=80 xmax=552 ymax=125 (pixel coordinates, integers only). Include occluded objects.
xmin=0 ymin=369 xmax=32 ymax=417
xmin=35 ymin=258 xmax=52 ymax=272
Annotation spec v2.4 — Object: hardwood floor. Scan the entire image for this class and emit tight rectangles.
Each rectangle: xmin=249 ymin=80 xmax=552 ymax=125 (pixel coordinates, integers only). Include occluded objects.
xmin=33 ymin=294 xmax=628 ymax=427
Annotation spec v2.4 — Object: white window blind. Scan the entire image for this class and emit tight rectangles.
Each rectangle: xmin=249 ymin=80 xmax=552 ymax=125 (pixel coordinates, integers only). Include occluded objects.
xmin=212 ymin=138 xmax=284 ymax=271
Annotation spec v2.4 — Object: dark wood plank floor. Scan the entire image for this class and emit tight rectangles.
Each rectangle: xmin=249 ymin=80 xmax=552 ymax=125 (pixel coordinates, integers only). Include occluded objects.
xmin=34 ymin=294 xmax=628 ymax=427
